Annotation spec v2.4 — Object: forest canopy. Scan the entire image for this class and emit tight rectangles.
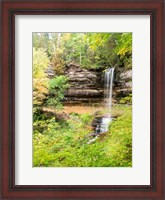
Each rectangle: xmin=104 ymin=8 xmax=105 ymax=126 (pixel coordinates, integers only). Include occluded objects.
xmin=33 ymin=32 xmax=132 ymax=73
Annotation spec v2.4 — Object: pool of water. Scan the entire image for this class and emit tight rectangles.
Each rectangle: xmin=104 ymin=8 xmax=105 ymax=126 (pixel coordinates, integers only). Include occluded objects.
xmin=63 ymin=105 xmax=103 ymax=114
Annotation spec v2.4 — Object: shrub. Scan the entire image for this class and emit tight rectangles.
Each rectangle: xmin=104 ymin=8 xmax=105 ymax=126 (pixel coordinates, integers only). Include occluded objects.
xmin=105 ymin=106 xmax=132 ymax=166
xmin=47 ymin=75 xmax=69 ymax=110
xmin=33 ymin=48 xmax=50 ymax=108
xmin=119 ymin=94 xmax=132 ymax=104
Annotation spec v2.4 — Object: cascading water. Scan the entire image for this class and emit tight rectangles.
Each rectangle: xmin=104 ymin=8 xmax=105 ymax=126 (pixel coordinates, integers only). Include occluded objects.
xmin=104 ymin=68 xmax=115 ymax=117
xmin=100 ymin=68 xmax=114 ymax=133
xmin=88 ymin=68 xmax=114 ymax=143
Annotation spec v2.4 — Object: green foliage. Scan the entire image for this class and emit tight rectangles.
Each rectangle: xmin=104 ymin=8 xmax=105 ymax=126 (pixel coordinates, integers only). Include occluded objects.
xmin=105 ymin=106 xmax=132 ymax=166
xmin=62 ymin=33 xmax=85 ymax=63
xmin=33 ymin=48 xmax=50 ymax=107
xmin=86 ymin=33 xmax=132 ymax=69
xmin=119 ymin=94 xmax=132 ymax=104
xmin=33 ymin=48 xmax=50 ymax=78
xmin=114 ymin=33 xmax=132 ymax=56
xmin=33 ymin=105 xmax=132 ymax=167
xmin=47 ymin=75 xmax=69 ymax=110
xmin=111 ymin=107 xmax=125 ymax=118
xmin=33 ymin=32 xmax=132 ymax=70
xmin=86 ymin=33 xmax=111 ymax=50
xmin=114 ymin=33 xmax=132 ymax=69
xmin=33 ymin=78 xmax=48 ymax=106
xmin=33 ymin=33 xmax=53 ymax=58
xmin=50 ymin=33 xmax=65 ymax=75
xmin=52 ymin=49 xmax=65 ymax=75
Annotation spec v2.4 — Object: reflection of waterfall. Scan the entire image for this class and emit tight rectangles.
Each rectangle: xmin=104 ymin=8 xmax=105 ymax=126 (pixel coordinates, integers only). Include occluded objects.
xmin=100 ymin=68 xmax=114 ymax=133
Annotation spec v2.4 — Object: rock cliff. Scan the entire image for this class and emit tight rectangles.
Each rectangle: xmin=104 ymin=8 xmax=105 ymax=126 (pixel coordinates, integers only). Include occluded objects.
xmin=64 ymin=64 xmax=132 ymax=104
xmin=113 ymin=70 xmax=132 ymax=103
xmin=64 ymin=64 xmax=104 ymax=104
xmin=46 ymin=64 xmax=132 ymax=105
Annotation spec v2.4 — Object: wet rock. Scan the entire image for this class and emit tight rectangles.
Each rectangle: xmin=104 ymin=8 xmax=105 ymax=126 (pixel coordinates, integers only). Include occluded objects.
xmin=91 ymin=117 xmax=103 ymax=130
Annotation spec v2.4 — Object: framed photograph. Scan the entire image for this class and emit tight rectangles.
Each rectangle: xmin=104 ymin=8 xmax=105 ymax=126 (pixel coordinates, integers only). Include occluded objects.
xmin=1 ymin=0 xmax=164 ymax=199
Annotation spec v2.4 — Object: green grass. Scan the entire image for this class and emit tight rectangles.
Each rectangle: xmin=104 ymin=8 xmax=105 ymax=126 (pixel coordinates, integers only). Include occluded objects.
xmin=33 ymin=105 xmax=132 ymax=167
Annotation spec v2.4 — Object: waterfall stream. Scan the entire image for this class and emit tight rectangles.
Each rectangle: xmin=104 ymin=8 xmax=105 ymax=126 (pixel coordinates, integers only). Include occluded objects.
xmin=88 ymin=68 xmax=115 ymax=143
xmin=104 ymin=68 xmax=114 ymax=118
xmin=99 ymin=68 xmax=114 ymax=133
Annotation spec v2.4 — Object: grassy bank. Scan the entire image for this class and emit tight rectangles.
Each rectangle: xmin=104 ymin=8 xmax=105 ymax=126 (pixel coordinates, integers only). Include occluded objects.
xmin=33 ymin=105 xmax=132 ymax=167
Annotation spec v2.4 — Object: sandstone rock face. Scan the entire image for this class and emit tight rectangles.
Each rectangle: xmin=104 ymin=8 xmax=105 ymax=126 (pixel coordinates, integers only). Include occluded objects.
xmin=113 ymin=70 xmax=132 ymax=103
xmin=64 ymin=64 xmax=132 ymax=104
xmin=45 ymin=65 xmax=56 ymax=78
xmin=64 ymin=64 xmax=104 ymax=104
xmin=46 ymin=63 xmax=132 ymax=104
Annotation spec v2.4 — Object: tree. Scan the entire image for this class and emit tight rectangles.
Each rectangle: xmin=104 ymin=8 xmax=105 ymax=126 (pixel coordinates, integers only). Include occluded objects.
xmin=33 ymin=33 xmax=54 ymax=58
xmin=85 ymin=33 xmax=132 ymax=69
xmin=33 ymin=32 xmax=132 ymax=72
xmin=47 ymin=75 xmax=69 ymax=110
xmin=113 ymin=33 xmax=132 ymax=69
xmin=33 ymin=48 xmax=50 ymax=107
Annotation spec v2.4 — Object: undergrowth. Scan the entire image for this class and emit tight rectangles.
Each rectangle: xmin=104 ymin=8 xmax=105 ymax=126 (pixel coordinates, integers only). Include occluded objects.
xmin=33 ymin=105 xmax=132 ymax=167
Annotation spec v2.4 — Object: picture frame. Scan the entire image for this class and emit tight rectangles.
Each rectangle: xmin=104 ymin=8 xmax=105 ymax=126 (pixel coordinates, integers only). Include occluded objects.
xmin=1 ymin=0 xmax=164 ymax=199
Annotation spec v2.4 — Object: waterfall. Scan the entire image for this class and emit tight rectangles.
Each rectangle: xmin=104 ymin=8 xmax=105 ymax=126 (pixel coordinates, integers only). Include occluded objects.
xmin=100 ymin=68 xmax=114 ymax=133
xmin=104 ymin=68 xmax=115 ymax=118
